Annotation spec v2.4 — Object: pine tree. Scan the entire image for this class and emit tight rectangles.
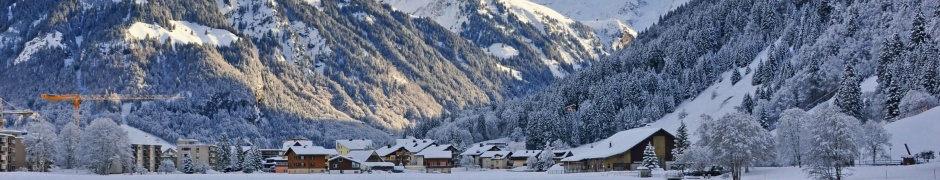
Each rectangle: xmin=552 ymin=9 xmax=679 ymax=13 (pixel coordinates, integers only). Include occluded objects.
xmin=740 ymin=93 xmax=754 ymax=114
xmin=877 ymin=34 xmax=903 ymax=87
xmin=216 ymin=135 xmax=231 ymax=172
xmin=910 ymin=12 xmax=930 ymax=46
xmin=242 ymin=143 xmax=262 ymax=173
xmin=731 ymin=68 xmax=742 ymax=85
xmin=182 ymin=155 xmax=194 ymax=174
xmin=232 ymin=139 xmax=245 ymax=171
xmin=885 ymin=72 xmax=903 ymax=121
xmin=924 ymin=59 xmax=940 ymax=95
xmin=834 ymin=63 xmax=862 ymax=120
xmin=672 ymin=121 xmax=690 ymax=160
xmin=642 ymin=142 xmax=660 ymax=169
xmin=158 ymin=159 xmax=176 ymax=174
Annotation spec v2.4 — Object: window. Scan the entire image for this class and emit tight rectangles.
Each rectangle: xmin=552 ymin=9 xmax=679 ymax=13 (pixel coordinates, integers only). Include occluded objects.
xmin=338 ymin=158 xmax=343 ymax=162
xmin=333 ymin=164 xmax=338 ymax=169
xmin=299 ymin=156 xmax=306 ymax=160
xmin=182 ymin=148 xmax=191 ymax=151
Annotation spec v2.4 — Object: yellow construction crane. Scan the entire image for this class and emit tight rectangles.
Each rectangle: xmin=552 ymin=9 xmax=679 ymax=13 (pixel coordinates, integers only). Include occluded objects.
xmin=0 ymin=98 xmax=35 ymax=129
xmin=40 ymin=94 xmax=182 ymax=126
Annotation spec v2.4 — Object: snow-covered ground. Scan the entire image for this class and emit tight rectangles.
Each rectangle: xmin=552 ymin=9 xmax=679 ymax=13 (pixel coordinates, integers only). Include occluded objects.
xmin=15 ymin=31 xmax=65 ymax=65
xmin=122 ymin=124 xmax=176 ymax=151
xmin=885 ymin=106 xmax=940 ymax=159
xmin=6 ymin=162 xmax=940 ymax=180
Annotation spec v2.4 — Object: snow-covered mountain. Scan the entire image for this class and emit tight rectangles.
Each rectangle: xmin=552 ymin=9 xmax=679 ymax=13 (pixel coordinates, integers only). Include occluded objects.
xmin=2 ymin=0 xmax=662 ymax=147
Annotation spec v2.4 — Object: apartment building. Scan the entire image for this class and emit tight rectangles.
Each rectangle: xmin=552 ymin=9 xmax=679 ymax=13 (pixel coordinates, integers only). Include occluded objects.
xmin=0 ymin=130 xmax=26 ymax=172
xmin=131 ymin=144 xmax=163 ymax=172
xmin=176 ymin=139 xmax=218 ymax=171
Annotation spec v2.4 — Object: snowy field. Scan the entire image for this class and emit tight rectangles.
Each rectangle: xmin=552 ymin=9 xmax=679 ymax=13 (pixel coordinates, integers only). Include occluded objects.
xmin=5 ymin=163 xmax=940 ymax=180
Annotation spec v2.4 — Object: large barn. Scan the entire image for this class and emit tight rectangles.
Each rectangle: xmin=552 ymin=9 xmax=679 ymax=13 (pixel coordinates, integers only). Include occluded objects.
xmin=562 ymin=127 xmax=676 ymax=173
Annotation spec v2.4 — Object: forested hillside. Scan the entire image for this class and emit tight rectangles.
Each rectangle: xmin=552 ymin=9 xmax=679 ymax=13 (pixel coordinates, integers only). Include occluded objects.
xmin=412 ymin=0 xmax=940 ymax=150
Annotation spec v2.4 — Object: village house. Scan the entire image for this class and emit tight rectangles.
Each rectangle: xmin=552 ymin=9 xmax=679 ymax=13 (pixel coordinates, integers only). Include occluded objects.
xmin=413 ymin=144 xmax=458 ymax=168
xmin=0 ymin=130 xmax=26 ymax=172
xmin=375 ymin=138 xmax=435 ymax=169
xmin=327 ymin=155 xmax=362 ymax=174
xmin=176 ymin=139 xmax=218 ymax=171
xmin=259 ymin=148 xmax=284 ymax=160
xmin=160 ymin=148 xmax=177 ymax=164
xmin=284 ymin=139 xmax=337 ymax=174
xmin=480 ymin=151 xmax=512 ymax=169
xmin=335 ymin=139 xmax=372 ymax=156
xmin=509 ymin=150 xmax=541 ymax=168
xmin=561 ymin=127 xmax=676 ymax=173
xmin=459 ymin=143 xmax=501 ymax=168
xmin=417 ymin=149 xmax=454 ymax=173
xmin=348 ymin=150 xmax=394 ymax=171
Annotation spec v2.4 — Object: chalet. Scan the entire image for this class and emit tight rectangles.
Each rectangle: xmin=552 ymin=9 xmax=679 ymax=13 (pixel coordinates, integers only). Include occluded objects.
xmin=459 ymin=143 xmax=501 ymax=168
xmin=335 ymin=139 xmax=373 ymax=156
xmin=284 ymin=143 xmax=337 ymax=174
xmin=260 ymin=148 xmax=285 ymax=159
xmin=375 ymin=138 xmax=435 ymax=168
xmin=561 ymin=127 xmax=676 ymax=173
xmin=480 ymin=151 xmax=512 ymax=169
xmin=417 ymin=149 xmax=454 ymax=173
xmin=508 ymin=150 xmax=542 ymax=168
xmin=348 ymin=150 xmax=394 ymax=171
xmin=414 ymin=144 xmax=458 ymax=168
xmin=327 ymin=155 xmax=362 ymax=174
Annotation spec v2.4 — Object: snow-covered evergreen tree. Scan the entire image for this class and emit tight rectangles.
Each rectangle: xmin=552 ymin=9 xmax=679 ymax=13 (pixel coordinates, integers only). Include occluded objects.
xmin=231 ymin=139 xmax=245 ymax=171
xmin=739 ymin=93 xmax=754 ymax=114
xmin=642 ymin=142 xmax=660 ymax=169
xmin=194 ymin=162 xmax=210 ymax=174
xmin=884 ymin=72 xmax=903 ymax=121
xmin=804 ymin=104 xmax=860 ymax=180
xmin=701 ymin=112 xmax=774 ymax=180
xmin=215 ymin=135 xmax=231 ymax=172
xmin=835 ymin=63 xmax=862 ymax=120
xmin=182 ymin=155 xmax=194 ymax=174
xmin=775 ymin=108 xmax=808 ymax=167
xmin=134 ymin=165 xmax=149 ymax=175
xmin=242 ymin=143 xmax=262 ymax=173
xmin=533 ymin=141 xmax=556 ymax=171
xmin=158 ymin=159 xmax=176 ymax=174
xmin=23 ymin=121 xmax=57 ymax=172
xmin=78 ymin=118 xmax=134 ymax=175
xmin=877 ymin=34 xmax=903 ymax=88
xmin=910 ymin=12 xmax=930 ymax=46
xmin=54 ymin=122 xmax=81 ymax=169
xmin=671 ymin=120 xmax=690 ymax=170
xmin=731 ymin=67 xmax=742 ymax=85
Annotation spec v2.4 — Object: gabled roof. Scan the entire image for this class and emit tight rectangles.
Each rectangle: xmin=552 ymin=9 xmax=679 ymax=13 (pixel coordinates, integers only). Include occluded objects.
xmin=348 ymin=150 xmax=380 ymax=163
xmin=375 ymin=145 xmax=407 ymax=156
xmin=509 ymin=150 xmax=542 ymax=159
xmin=282 ymin=139 xmax=314 ymax=151
xmin=420 ymin=144 xmax=455 ymax=153
xmin=328 ymin=155 xmax=360 ymax=163
xmin=416 ymin=150 xmax=453 ymax=159
xmin=287 ymin=145 xmax=337 ymax=155
xmin=460 ymin=143 xmax=499 ymax=156
xmin=480 ymin=151 xmax=512 ymax=159
xmin=336 ymin=139 xmax=373 ymax=149
xmin=562 ymin=127 xmax=670 ymax=162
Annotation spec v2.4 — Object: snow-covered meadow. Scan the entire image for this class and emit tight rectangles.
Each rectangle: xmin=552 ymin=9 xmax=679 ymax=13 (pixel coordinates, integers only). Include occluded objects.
xmin=5 ymin=162 xmax=940 ymax=180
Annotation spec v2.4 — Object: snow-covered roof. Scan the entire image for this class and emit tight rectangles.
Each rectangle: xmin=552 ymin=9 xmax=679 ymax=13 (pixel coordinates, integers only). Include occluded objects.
xmin=480 ymin=151 xmax=512 ymax=159
xmin=562 ymin=127 xmax=668 ymax=162
xmin=288 ymin=145 xmax=337 ymax=155
xmin=347 ymin=150 xmax=377 ymax=162
xmin=376 ymin=138 xmax=437 ymax=155
xmin=265 ymin=157 xmax=286 ymax=161
xmin=375 ymin=145 xmax=406 ymax=156
xmin=328 ymin=155 xmax=360 ymax=163
xmin=460 ymin=143 xmax=498 ymax=156
xmin=420 ymin=144 xmax=455 ymax=153
xmin=510 ymin=150 xmax=542 ymax=159
xmin=336 ymin=139 xmax=373 ymax=149
xmin=282 ymin=139 xmax=314 ymax=151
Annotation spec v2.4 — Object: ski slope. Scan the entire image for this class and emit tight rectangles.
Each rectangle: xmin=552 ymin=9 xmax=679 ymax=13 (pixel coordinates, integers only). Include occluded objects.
xmin=122 ymin=124 xmax=175 ymax=151
xmin=885 ymin=106 xmax=940 ymax=159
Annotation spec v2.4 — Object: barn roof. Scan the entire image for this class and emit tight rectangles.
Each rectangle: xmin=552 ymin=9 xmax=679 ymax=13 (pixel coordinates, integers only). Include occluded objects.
xmin=562 ymin=127 xmax=671 ymax=162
